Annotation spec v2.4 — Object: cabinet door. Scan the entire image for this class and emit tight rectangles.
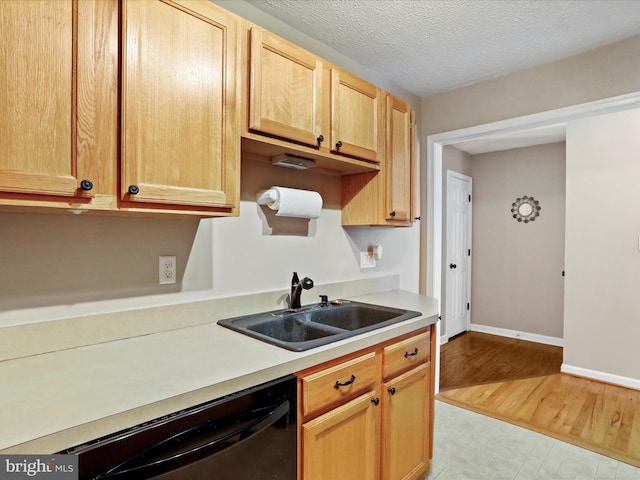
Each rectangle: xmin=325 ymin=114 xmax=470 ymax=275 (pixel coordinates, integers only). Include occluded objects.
xmin=0 ymin=0 xmax=110 ymax=200
xmin=410 ymin=110 xmax=421 ymax=223
xmin=381 ymin=363 xmax=430 ymax=480
xmin=121 ymin=0 xmax=239 ymax=210
xmin=249 ymin=28 xmax=323 ymax=148
xmin=302 ymin=391 xmax=379 ymax=480
xmin=331 ymin=68 xmax=384 ymax=163
xmin=385 ymin=94 xmax=412 ymax=222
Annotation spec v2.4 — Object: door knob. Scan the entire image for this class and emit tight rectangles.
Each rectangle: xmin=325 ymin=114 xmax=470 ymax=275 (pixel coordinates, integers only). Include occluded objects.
xmin=449 ymin=263 xmax=457 ymax=269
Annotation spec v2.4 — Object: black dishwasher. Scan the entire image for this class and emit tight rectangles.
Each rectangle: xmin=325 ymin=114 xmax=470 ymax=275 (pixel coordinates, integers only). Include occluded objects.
xmin=63 ymin=375 xmax=296 ymax=480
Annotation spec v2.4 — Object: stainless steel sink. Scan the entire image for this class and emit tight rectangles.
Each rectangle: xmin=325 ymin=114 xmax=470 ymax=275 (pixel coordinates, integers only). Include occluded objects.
xmin=217 ymin=301 xmax=422 ymax=351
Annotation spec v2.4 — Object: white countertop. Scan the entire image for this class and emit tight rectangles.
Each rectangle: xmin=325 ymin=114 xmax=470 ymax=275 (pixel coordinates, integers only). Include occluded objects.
xmin=0 ymin=289 xmax=438 ymax=454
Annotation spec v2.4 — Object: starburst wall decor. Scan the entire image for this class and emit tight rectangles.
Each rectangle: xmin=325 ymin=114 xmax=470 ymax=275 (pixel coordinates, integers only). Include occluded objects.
xmin=511 ymin=195 xmax=541 ymax=223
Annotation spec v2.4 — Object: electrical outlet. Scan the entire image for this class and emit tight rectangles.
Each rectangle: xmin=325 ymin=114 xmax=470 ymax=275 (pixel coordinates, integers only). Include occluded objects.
xmin=159 ymin=255 xmax=176 ymax=284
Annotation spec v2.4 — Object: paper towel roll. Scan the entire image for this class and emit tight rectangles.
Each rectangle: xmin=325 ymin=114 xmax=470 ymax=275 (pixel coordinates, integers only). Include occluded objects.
xmin=256 ymin=186 xmax=323 ymax=218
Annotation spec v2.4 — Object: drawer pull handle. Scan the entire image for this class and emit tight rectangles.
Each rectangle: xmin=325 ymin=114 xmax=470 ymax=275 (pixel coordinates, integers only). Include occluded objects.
xmin=334 ymin=375 xmax=356 ymax=389
xmin=404 ymin=348 xmax=419 ymax=358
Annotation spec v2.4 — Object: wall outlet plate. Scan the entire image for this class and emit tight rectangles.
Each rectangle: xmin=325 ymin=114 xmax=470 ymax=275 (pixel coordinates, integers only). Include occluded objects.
xmin=360 ymin=252 xmax=376 ymax=269
xmin=159 ymin=255 xmax=176 ymax=284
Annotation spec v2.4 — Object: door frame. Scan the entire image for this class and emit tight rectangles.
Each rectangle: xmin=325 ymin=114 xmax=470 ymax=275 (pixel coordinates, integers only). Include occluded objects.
xmin=444 ymin=170 xmax=472 ymax=340
xmin=424 ymin=91 xmax=640 ymax=394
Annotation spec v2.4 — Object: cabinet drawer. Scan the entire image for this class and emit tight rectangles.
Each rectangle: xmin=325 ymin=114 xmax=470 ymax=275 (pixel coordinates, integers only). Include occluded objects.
xmin=300 ymin=352 xmax=377 ymax=418
xmin=382 ymin=332 xmax=430 ymax=379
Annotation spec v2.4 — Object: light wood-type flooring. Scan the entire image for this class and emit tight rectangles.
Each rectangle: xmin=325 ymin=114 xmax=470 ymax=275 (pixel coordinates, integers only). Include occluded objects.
xmin=437 ymin=332 xmax=640 ymax=467
xmin=439 ymin=331 xmax=563 ymax=391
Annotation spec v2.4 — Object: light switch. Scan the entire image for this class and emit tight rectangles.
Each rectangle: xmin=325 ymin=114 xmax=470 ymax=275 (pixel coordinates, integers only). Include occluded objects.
xmin=360 ymin=252 xmax=376 ymax=269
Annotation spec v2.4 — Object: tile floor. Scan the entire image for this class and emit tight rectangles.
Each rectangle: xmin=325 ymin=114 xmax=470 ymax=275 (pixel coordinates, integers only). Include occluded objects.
xmin=429 ymin=401 xmax=640 ymax=480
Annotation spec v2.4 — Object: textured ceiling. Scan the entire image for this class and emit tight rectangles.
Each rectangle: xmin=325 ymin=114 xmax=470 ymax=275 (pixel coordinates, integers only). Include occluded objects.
xmin=248 ymin=0 xmax=640 ymax=97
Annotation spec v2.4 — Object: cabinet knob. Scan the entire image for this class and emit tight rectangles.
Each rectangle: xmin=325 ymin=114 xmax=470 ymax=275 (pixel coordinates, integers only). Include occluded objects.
xmin=317 ymin=135 xmax=324 ymax=144
xmin=128 ymin=185 xmax=140 ymax=195
xmin=335 ymin=140 xmax=343 ymax=149
xmin=388 ymin=387 xmax=396 ymax=395
xmin=449 ymin=263 xmax=457 ymax=269
xmin=80 ymin=179 xmax=93 ymax=191
xmin=414 ymin=216 xmax=421 ymax=221
xmin=371 ymin=397 xmax=380 ymax=406
xmin=390 ymin=211 xmax=396 ymax=217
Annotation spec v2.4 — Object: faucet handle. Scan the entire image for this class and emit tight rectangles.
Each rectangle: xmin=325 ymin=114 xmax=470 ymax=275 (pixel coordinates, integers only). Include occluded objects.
xmin=319 ymin=295 xmax=329 ymax=307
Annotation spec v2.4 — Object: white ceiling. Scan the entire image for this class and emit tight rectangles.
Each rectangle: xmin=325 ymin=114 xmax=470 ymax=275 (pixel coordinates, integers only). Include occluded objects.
xmin=248 ymin=0 xmax=640 ymax=98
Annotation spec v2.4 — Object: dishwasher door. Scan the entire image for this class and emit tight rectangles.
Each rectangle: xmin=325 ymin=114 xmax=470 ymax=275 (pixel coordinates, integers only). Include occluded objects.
xmin=64 ymin=375 xmax=296 ymax=480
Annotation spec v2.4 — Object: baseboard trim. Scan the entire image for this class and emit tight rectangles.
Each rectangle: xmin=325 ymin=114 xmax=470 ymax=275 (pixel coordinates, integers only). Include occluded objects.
xmin=469 ymin=324 xmax=563 ymax=347
xmin=561 ymin=364 xmax=640 ymax=390
xmin=440 ymin=335 xmax=448 ymax=345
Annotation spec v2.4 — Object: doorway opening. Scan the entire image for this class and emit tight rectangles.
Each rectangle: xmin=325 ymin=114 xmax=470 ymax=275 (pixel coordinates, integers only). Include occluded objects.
xmin=425 ymin=91 xmax=640 ymax=393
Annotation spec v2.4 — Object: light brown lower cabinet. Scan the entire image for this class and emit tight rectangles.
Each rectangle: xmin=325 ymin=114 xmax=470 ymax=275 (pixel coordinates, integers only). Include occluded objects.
xmin=297 ymin=327 xmax=434 ymax=480
xmin=381 ymin=363 xmax=431 ymax=480
xmin=302 ymin=391 xmax=380 ymax=480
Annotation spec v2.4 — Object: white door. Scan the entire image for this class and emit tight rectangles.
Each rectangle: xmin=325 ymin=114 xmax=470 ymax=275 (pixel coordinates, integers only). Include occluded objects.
xmin=445 ymin=171 xmax=472 ymax=338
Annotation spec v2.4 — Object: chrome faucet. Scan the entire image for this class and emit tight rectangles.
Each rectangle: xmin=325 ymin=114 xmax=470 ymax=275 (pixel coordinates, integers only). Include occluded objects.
xmin=290 ymin=272 xmax=314 ymax=310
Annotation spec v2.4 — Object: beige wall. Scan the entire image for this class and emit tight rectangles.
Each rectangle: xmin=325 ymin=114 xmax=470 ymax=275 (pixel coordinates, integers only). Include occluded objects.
xmin=0 ymin=213 xmax=201 ymax=311
xmin=422 ymin=35 xmax=640 ymax=135
xmin=442 ymin=146 xmax=473 ymax=178
xmin=564 ymin=108 xmax=640 ymax=380
xmin=1 ymin=157 xmax=420 ymax=322
xmin=470 ymin=143 xmax=566 ymax=339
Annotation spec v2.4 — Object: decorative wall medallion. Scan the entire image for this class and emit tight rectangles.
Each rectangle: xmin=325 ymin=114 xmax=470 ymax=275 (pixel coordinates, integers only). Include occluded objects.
xmin=511 ymin=195 xmax=541 ymax=223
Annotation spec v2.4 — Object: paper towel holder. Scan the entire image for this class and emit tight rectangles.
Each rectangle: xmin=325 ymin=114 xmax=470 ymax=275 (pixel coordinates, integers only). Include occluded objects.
xmin=256 ymin=186 xmax=323 ymax=219
xmin=271 ymin=153 xmax=317 ymax=170
xmin=256 ymin=186 xmax=321 ymax=237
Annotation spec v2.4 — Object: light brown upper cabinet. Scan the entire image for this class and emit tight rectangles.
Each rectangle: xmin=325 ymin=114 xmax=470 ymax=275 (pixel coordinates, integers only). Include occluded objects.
xmin=1 ymin=0 xmax=240 ymax=217
xmin=243 ymin=27 xmax=382 ymax=175
xmin=249 ymin=27 xmax=323 ymax=148
xmin=120 ymin=0 xmax=240 ymax=213
xmin=385 ymin=94 xmax=413 ymax=222
xmin=342 ymin=94 xmax=419 ymax=226
xmin=0 ymin=0 xmax=117 ymax=208
xmin=251 ymin=51 xmax=387 ymax=165
xmin=330 ymin=68 xmax=385 ymax=163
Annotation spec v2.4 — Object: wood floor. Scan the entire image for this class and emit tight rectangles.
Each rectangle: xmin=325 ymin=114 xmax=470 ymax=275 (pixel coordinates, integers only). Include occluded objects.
xmin=438 ymin=332 xmax=640 ymax=467
xmin=439 ymin=331 xmax=563 ymax=391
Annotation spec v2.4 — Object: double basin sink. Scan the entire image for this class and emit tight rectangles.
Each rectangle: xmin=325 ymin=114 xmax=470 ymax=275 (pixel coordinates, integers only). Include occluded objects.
xmin=217 ymin=300 xmax=422 ymax=351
